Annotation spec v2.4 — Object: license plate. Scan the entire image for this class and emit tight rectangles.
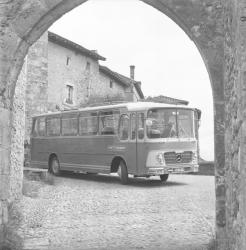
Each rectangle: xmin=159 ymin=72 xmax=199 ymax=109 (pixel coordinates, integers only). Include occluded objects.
xmin=168 ymin=168 xmax=183 ymax=172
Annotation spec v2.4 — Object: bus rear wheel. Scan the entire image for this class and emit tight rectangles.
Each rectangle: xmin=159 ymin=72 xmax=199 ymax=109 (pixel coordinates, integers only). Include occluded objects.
xmin=160 ymin=174 xmax=169 ymax=183
xmin=50 ymin=156 xmax=61 ymax=176
xmin=117 ymin=161 xmax=128 ymax=184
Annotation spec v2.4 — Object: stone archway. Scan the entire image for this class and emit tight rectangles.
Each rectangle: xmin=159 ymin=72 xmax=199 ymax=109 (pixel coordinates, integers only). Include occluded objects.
xmin=0 ymin=0 xmax=237 ymax=249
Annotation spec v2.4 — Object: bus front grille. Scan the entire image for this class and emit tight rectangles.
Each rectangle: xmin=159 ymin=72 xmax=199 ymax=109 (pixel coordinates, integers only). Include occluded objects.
xmin=164 ymin=151 xmax=192 ymax=164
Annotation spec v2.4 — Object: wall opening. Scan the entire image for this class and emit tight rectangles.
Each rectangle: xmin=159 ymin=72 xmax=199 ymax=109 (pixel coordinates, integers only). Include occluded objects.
xmin=0 ymin=1 xmax=223 ymax=249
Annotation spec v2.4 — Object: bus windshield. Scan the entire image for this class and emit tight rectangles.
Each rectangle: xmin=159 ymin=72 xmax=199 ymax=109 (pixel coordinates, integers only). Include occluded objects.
xmin=146 ymin=108 xmax=194 ymax=139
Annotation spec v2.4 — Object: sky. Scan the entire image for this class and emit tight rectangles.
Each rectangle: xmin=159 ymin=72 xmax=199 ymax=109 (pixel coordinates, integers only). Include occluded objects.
xmin=50 ymin=0 xmax=214 ymax=161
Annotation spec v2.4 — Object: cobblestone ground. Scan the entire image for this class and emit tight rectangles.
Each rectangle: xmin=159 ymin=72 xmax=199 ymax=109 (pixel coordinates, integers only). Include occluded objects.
xmin=17 ymin=174 xmax=215 ymax=250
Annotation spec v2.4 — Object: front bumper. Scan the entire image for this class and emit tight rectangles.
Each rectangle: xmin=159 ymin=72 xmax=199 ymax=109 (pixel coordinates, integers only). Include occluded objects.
xmin=147 ymin=164 xmax=199 ymax=175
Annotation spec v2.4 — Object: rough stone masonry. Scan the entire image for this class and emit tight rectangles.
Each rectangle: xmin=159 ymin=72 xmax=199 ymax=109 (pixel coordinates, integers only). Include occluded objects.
xmin=0 ymin=0 xmax=245 ymax=249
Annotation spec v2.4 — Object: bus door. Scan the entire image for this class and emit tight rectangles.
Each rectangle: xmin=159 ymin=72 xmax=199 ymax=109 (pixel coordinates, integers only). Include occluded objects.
xmin=119 ymin=113 xmax=137 ymax=174
xmin=136 ymin=113 xmax=146 ymax=175
xmin=128 ymin=112 xmax=145 ymax=175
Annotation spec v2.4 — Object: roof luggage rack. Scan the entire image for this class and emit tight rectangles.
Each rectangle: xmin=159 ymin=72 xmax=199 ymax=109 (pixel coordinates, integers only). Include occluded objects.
xmin=80 ymin=100 xmax=129 ymax=108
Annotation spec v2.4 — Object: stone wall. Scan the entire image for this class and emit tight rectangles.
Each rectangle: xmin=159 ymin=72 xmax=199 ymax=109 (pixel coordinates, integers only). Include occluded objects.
xmin=48 ymin=36 xmax=134 ymax=108
xmin=48 ymin=39 xmax=99 ymax=109
xmin=25 ymin=33 xmax=48 ymax=140
xmin=223 ymin=1 xmax=246 ymax=249
xmin=96 ymin=72 xmax=126 ymax=101
xmin=0 ymin=54 xmax=26 ymax=246
xmin=2 ymin=0 xmax=246 ymax=249
xmin=9 ymin=59 xmax=26 ymax=200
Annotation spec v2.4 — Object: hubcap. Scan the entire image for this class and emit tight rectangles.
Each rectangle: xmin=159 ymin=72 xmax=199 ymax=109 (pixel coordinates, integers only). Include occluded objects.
xmin=52 ymin=160 xmax=59 ymax=173
xmin=117 ymin=165 xmax=122 ymax=178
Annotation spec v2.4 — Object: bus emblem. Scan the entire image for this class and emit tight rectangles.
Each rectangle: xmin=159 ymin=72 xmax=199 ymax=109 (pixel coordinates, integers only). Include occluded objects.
xmin=176 ymin=153 xmax=182 ymax=162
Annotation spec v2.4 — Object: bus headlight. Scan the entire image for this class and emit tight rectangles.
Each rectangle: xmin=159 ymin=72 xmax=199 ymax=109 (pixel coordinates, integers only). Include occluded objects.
xmin=156 ymin=153 xmax=165 ymax=165
xmin=192 ymin=152 xmax=198 ymax=163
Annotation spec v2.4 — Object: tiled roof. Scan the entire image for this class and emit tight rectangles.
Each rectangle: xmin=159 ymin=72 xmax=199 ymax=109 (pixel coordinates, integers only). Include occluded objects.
xmin=99 ymin=65 xmax=144 ymax=99
xmin=144 ymin=95 xmax=189 ymax=105
xmin=48 ymin=31 xmax=106 ymax=61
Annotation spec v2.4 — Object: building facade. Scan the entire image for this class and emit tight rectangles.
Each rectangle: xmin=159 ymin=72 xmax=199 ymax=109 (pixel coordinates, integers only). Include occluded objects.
xmin=24 ymin=31 xmax=188 ymax=142
xmin=47 ymin=32 xmax=144 ymax=110
xmin=24 ymin=31 xmax=144 ymax=139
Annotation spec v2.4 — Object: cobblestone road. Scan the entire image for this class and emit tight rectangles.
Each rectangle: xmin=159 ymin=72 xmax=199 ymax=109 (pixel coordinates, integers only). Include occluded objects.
xmin=18 ymin=174 xmax=215 ymax=250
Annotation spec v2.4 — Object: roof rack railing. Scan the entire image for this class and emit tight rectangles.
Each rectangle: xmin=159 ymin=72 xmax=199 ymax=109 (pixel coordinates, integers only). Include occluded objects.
xmin=62 ymin=107 xmax=79 ymax=111
xmin=80 ymin=100 xmax=129 ymax=108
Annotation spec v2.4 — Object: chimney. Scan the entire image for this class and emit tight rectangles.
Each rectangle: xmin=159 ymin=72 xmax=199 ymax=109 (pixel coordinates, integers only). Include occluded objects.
xmin=130 ymin=65 xmax=135 ymax=79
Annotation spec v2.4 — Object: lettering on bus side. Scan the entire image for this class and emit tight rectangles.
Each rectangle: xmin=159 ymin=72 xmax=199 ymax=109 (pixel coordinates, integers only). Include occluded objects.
xmin=108 ymin=145 xmax=126 ymax=152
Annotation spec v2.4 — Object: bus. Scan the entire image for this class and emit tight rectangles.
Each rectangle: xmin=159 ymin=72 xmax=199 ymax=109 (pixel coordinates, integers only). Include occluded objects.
xmin=30 ymin=102 xmax=201 ymax=184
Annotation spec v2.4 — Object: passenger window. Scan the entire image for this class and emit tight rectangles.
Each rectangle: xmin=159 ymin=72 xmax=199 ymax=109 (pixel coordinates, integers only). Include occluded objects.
xmin=32 ymin=119 xmax=38 ymax=137
xmin=62 ymin=114 xmax=78 ymax=136
xmin=38 ymin=118 xmax=46 ymax=136
xmin=79 ymin=112 xmax=98 ymax=135
xmin=99 ymin=110 xmax=119 ymax=135
xmin=138 ymin=113 xmax=144 ymax=140
xmin=119 ymin=114 xmax=129 ymax=140
xmin=47 ymin=117 xmax=60 ymax=136
xmin=131 ymin=113 xmax=136 ymax=140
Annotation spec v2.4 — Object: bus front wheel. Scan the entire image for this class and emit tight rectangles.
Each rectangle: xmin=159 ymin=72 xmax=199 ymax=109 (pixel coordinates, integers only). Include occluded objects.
xmin=160 ymin=174 xmax=169 ymax=183
xmin=50 ymin=156 xmax=61 ymax=176
xmin=117 ymin=161 xmax=128 ymax=184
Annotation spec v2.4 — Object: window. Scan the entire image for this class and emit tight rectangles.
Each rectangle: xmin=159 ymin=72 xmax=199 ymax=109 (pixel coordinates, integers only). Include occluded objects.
xmin=79 ymin=112 xmax=98 ymax=135
xmin=66 ymin=56 xmax=71 ymax=66
xmin=147 ymin=109 xmax=177 ymax=139
xmin=99 ymin=110 xmax=119 ymax=135
xmin=86 ymin=61 xmax=91 ymax=72
xmin=32 ymin=118 xmax=45 ymax=137
xmin=62 ymin=115 xmax=78 ymax=136
xmin=66 ymin=85 xmax=74 ymax=104
xmin=119 ymin=114 xmax=129 ymax=140
xmin=38 ymin=117 xmax=46 ymax=136
xmin=177 ymin=110 xmax=194 ymax=138
xmin=138 ymin=113 xmax=145 ymax=139
xmin=130 ymin=113 xmax=136 ymax=140
xmin=32 ymin=119 xmax=38 ymax=137
xmin=110 ymin=80 xmax=113 ymax=88
xmin=47 ymin=117 xmax=60 ymax=136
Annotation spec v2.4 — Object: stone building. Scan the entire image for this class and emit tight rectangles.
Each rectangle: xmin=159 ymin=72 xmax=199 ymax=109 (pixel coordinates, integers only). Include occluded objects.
xmin=24 ymin=31 xmax=144 ymax=139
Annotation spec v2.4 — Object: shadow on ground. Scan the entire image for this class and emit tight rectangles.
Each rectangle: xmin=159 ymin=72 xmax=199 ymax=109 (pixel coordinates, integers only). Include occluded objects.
xmin=58 ymin=171 xmax=188 ymax=188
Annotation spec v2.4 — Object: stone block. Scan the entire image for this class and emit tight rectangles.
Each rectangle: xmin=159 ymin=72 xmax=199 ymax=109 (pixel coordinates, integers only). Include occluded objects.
xmin=0 ymin=200 xmax=8 ymax=225
xmin=10 ymin=1 xmax=50 ymax=41
xmin=216 ymin=184 xmax=226 ymax=198
xmin=216 ymin=206 xmax=226 ymax=227
xmin=0 ymin=175 xmax=10 ymax=200
xmin=0 ymin=154 xmax=10 ymax=175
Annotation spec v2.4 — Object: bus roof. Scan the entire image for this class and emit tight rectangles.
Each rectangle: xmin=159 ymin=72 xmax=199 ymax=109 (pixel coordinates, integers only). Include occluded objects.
xmin=32 ymin=102 xmax=198 ymax=118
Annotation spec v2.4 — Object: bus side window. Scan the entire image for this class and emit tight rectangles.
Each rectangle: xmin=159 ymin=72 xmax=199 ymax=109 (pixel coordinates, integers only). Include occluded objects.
xmin=138 ymin=113 xmax=145 ymax=140
xmin=38 ymin=117 xmax=46 ymax=137
xmin=130 ymin=113 xmax=136 ymax=140
xmin=119 ymin=114 xmax=129 ymax=140
xmin=32 ymin=119 xmax=38 ymax=137
xmin=62 ymin=114 xmax=78 ymax=136
xmin=47 ymin=117 xmax=60 ymax=136
xmin=99 ymin=111 xmax=119 ymax=135
xmin=79 ymin=112 xmax=98 ymax=135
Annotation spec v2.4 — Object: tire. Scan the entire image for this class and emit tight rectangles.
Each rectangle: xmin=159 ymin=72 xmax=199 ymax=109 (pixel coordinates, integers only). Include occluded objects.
xmin=160 ymin=174 xmax=169 ymax=183
xmin=117 ymin=160 xmax=128 ymax=184
xmin=50 ymin=156 xmax=61 ymax=176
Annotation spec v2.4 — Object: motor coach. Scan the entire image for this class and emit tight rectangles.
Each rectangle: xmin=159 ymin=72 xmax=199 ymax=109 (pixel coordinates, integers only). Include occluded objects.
xmin=30 ymin=102 xmax=201 ymax=184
